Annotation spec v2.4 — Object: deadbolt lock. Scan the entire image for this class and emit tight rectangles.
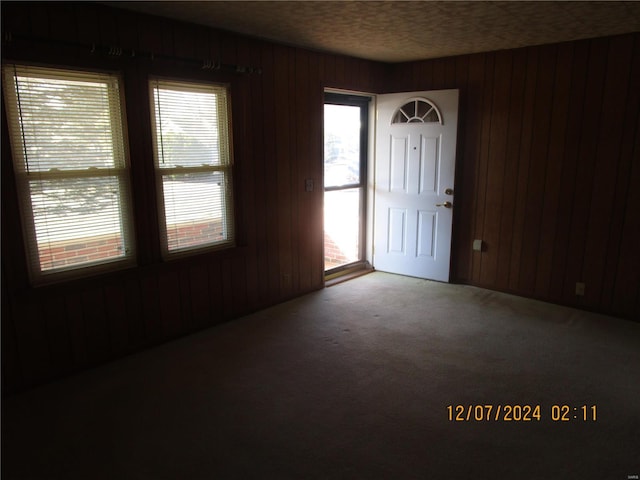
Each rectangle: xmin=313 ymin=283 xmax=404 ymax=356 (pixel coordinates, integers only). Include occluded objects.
xmin=445 ymin=188 xmax=454 ymax=195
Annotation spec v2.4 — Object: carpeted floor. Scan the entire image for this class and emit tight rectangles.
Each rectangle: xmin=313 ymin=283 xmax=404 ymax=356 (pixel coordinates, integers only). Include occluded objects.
xmin=3 ymin=272 xmax=639 ymax=479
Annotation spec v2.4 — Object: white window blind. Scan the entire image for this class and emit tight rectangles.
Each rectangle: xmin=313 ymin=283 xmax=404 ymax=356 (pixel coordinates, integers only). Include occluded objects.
xmin=2 ymin=65 xmax=135 ymax=283
xmin=150 ymin=79 xmax=234 ymax=255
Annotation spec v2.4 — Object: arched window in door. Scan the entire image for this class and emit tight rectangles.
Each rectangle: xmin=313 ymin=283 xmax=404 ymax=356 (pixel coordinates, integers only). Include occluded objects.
xmin=391 ymin=98 xmax=442 ymax=125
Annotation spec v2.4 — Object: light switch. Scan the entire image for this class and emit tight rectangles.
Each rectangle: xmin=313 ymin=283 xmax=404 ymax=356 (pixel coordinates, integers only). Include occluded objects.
xmin=305 ymin=179 xmax=314 ymax=192
xmin=473 ymin=239 xmax=483 ymax=252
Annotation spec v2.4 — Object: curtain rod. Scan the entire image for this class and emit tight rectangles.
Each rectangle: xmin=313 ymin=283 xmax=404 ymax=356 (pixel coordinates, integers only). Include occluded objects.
xmin=3 ymin=32 xmax=262 ymax=75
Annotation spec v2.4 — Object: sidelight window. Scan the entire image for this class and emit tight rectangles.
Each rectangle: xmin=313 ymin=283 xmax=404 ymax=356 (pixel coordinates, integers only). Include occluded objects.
xmin=324 ymin=93 xmax=369 ymax=273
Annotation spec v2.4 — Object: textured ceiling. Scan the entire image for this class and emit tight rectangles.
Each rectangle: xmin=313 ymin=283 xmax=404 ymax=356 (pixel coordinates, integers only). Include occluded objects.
xmin=111 ymin=1 xmax=640 ymax=63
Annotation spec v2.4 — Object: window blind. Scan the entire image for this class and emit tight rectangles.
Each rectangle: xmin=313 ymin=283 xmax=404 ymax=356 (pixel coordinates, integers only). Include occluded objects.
xmin=150 ymin=79 xmax=234 ymax=255
xmin=2 ymin=65 xmax=135 ymax=282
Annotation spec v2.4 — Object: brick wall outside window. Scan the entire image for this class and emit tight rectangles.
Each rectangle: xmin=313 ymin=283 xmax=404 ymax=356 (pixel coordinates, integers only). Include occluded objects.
xmin=324 ymin=232 xmax=352 ymax=270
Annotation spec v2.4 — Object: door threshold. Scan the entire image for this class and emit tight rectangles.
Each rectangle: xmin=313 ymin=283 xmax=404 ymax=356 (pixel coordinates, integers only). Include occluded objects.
xmin=325 ymin=262 xmax=374 ymax=287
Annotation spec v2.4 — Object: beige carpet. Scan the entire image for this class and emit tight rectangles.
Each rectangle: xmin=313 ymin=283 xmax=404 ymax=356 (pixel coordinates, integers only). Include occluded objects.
xmin=3 ymin=272 xmax=639 ymax=479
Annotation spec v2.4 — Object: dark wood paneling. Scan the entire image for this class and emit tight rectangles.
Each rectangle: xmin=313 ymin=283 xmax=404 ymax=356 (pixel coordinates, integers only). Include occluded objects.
xmin=221 ymin=257 xmax=234 ymax=319
xmin=608 ymin=35 xmax=640 ymax=315
xmin=468 ymin=52 xmax=493 ymax=283
xmin=450 ymin=54 xmax=471 ymax=282
xmin=518 ymin=44 xmax=556 ymax=294
xmin=189 ymin=264 xmax=212 ymax=329
xmin=478 ymin=50 xmax=511 ymax=286
xmin=42 ymin=294 xmax=73 ymax=374
xmin=11 ymin=299 xmax=50 ymax=386
xmin=534 ymin=42 xmax=573 ymax=298
xmin=307 ymin=51 xmax=325 ymax=288
xmin=444 ymin=57 xmax=457 ymax=87
xmin=207 ymin=258 xmax=225 ymax=322
xmin=495 ymin=48 xmax=528 ymax=292
xmin=48 ymin=3 xmax=77 ymax=43
xmin=548 ymin=41 xmax=590 ymax=302
xmin=114 ymin=6 xmax=139 ymax=50
xmin=140 ymin=275 xmax=161 ymax=342
xmin=103 ymin=282 xmax=129 ymax=355
xmin=472 ymin=52 xmax=495 ymax=283
xmin=456 ymin=53 xmax=486 ymax=283
xmin=295 ymin=48 xmax=313 ymax=293
xmin=124 ymin=277 xmax=146 ymax=344
xmin=76 ymin=3 xmax=100 ymax=45
xmin=81 ymin=288 xmax=111 ymax=364
xmin=248 ymin=40 xmax=270 ymax=309
xmin=508 ymin=47 xmax=538 ymax=292
xmin=582 ymin=35 xmax=634 ymax=308
xmin=1 ymin=265 xmax=21 ymax=391
xmin=65 ymin=292 xmax=87 ymax=367
xmin=261 ymin=43 xmax=282 ymax=302
xmin=612 ymin=99 xmax=640 ymax=316
xmin=178 ymin=267 xmax=193 ymax=331
xmin=288 ymin=48 xmax=300 ymax=295
xmin=432 ymin=58 xmax=447 ymax=90
xmin=158 ymin=271 xmax=183 ymax=338
xmin=236 ymin=36 xmax=260 ymax=311
xmin=562 ymin=38 xmax=609 ymax=305
xmin=136 ymin=9 xmax=164 ymax=54
xmin=420 ymin=59 xmax=434 ymax=91
xmin=97 ymin=4 xmax=120 ymax=46
xmin=220 ymin=31 xmax=238 ymax=67
xmin=172 ymin=21 xmax=196 ymax=61
xmin=28 ymin=3 xmax=50 ymax=38
xmin=334 ymin=56 xmax=345 ymax=87
xmin=274 ymin=45 xmax=294 ymax=298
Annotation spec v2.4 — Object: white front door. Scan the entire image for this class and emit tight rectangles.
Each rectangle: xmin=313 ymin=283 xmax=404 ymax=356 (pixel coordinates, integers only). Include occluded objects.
xmin=373 ymin=90 xmax=459 ymax=282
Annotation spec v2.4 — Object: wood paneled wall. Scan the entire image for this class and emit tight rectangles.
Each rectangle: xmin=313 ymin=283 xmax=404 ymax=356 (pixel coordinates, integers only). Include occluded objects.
xmin=387 ymin=33 xmax=640 ymax=320
xmin=2 ymin=2 xmax=638 ymax=393
xmin=0 ymin=2 xmax=386 ymax=393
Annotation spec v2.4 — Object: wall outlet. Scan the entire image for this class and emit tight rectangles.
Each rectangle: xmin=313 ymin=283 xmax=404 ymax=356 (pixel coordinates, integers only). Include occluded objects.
xmin=575 ymin=282 xmax=585 ymax=296
xmin=473 ymin=239 xmax=483 ymax=252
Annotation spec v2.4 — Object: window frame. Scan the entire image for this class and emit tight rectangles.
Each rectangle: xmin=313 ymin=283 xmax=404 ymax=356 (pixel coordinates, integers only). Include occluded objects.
xmin=148 ymin=76 xmax=236 ymax=259
xmin=2 ymin=63 xmax=136 ymax=285
xmin=323 ymin=92 xmax=370 ymax=275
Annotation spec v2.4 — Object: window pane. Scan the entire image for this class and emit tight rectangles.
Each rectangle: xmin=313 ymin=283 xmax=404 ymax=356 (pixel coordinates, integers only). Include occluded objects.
xmin=30 ymin=177 xmax=128 ymax=271
xmin=152 ymin=83 xmax=227 ymax=168
xmin=163 ymin=171 xmax=231 ymax=251
xmin=13 ymin=73 xmax=123 ymax=171
xmin=324 ymin=188 xmax=360 ymax=269
xmin=324 ymin=104 xmax=361 ymax=187
xmin=416 ymin=100 xmax=431 ymax=118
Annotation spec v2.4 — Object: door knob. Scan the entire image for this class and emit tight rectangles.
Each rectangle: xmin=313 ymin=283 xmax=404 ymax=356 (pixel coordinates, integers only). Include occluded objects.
xmin=436 ymin=201 xmax=452 ymax=208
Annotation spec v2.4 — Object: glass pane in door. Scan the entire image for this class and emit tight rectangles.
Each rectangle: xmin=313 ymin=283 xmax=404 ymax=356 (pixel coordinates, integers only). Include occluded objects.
xmin=324 ymin=188 xmax=360 ymax=270
xmin=324 ymin=104 xmax=360 ymax=188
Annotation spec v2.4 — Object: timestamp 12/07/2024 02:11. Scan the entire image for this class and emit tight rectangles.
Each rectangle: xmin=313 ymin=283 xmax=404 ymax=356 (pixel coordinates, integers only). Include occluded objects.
xmin=446 ymin=404 xmax=597 ymax=422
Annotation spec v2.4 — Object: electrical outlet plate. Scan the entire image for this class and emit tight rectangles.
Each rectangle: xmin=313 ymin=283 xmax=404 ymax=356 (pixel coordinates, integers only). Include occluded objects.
xmin=575 ymin=282 xmax=585 ymax=296
xmin=472 ymin=239 xmax=483 ymax=252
